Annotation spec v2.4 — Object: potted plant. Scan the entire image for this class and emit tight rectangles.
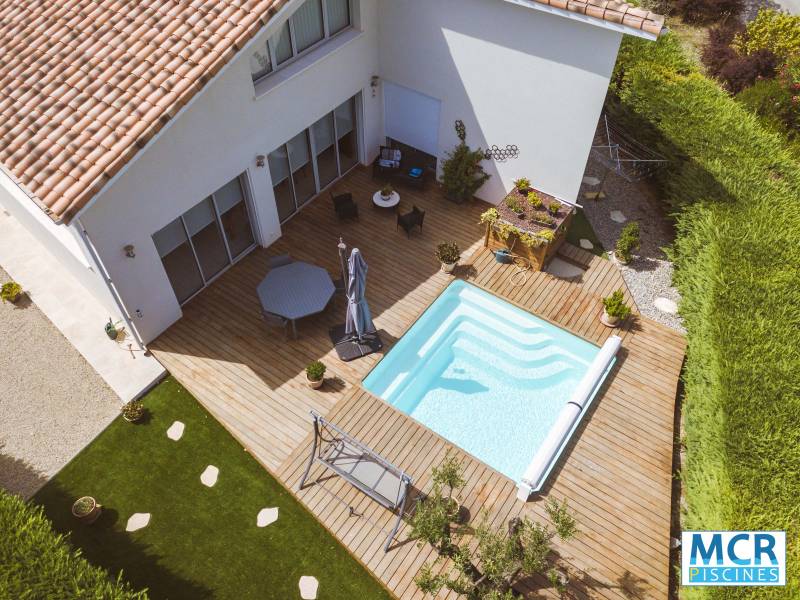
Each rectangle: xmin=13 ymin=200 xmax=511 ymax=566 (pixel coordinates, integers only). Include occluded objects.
xmin=505 ymin=196 xmax=525 ymax=218
xmin=514 ymin=177 xmax=531 ymax=194
xmin=71 ymin=496 xmax=101 ymax=525
xmin=121 ymin=399 xmax=145 ymax=423
xmin=435 ymin=242 xmax=461 ymax=274
xmin=527 ymin=191 xmax=542 ymax=209
xmin=615 ymin=221 xmax=640 ymax=264
xmin=104 ymin=318 xmax=118 ymax=340
xmin=601 ymin=289 xmax=631 ymax=327
xmin=306 ymin=360 xmax=326 ymax=389
xmin=380 ymin=183 xmax=393 ymax=201
xmin=0 ymin=281 xmax=22 ymax=304
xmin=547 ymin=201 xmax=561 ymax=217
xmin=441 ymin=142 xmax=491 ymax=204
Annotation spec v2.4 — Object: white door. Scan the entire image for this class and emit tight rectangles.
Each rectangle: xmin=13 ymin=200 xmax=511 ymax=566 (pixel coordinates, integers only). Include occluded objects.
xmin=383 ymin=82 xmax=441 ymax=157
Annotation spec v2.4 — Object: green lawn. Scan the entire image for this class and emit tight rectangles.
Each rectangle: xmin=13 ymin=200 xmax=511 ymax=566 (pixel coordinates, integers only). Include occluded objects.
xmin=566 ymin=208 xmax=605 ymax=257
xmin=33 ymin=377 xmax=392 ymax=600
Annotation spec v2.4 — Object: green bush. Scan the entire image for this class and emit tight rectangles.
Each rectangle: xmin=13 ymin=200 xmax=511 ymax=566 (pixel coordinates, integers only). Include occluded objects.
xmin=615 ymin=221 xmax=640 ymax=262
xmin=305 ymin=360 xmax=326 ymax=381
xmin=441 ymin=142 xmax=490 ymax=203
xmin=613 ymin=32 xmax=800 ymax=598
xmin=0 ymin=489 xmax=146 ymax=599
xmin=734 ymin=8 xmax=800 ymax=61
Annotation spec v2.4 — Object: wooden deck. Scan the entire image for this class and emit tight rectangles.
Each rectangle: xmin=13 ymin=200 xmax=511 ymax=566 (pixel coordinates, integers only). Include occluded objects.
xmin=150 ymin=166 xmax=685 ymax=599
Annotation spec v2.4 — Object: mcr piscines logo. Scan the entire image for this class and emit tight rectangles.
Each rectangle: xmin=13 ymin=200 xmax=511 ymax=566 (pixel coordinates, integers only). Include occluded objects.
xmin=682 ymin=531 xmax=786 ymax=586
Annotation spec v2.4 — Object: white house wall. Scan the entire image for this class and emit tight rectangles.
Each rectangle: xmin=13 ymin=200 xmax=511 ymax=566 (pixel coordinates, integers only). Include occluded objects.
xmin=79 ymin=0 xmax=381 ymax=343
xmin=0 ymin=170 xmax=118 ymax=316
xmin=377 ymin=0 xmax=622 ymax=204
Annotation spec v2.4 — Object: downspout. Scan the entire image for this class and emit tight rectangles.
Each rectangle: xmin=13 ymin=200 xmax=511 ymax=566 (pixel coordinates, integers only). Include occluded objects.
xmin=75 ymin=217 xmax=145 ymax=352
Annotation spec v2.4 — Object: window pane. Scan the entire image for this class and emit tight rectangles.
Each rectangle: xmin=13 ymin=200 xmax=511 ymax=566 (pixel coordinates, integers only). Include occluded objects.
xmin=184 ymin=197 xmax=230 ymax=280
xmin=215 ymin=177 xmax=255 ymax=259
xmin=274 ymin=178 xmax=296 ymax=223
xmin=268 ymin=146 xmax=290 ymax=183
xmin=335 ymin=97 xmax=355 ymax=139
xmin=312 ymin=113 xmax=338 ymax=188
xmin=273 ymin=21 xmax=293 ymax=64
xmin=153 ymin=218 xmax=204 ymax=304
xmin=326 ymin=0 xmax=350 ymax=35
xmin=269 ymin=146 xmax=296 ymax=222
xmin=287 ymin=130 xmax=316 ymax=206
xmin=249 ymin=42 xmax=272 ymax=80
xmin=291 ymin=0 xmax=324 ymax=53
xmin=335 ymin=98 xmax=358 ymax=173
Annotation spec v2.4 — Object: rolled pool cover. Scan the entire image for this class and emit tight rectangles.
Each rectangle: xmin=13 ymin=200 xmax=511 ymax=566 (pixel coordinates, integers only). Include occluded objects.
xmin=516 ymin=334 xmax=622 ymax=501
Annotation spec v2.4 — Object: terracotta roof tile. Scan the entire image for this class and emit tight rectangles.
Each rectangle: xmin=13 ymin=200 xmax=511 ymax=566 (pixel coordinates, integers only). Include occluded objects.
xmin=0 ymin=0 xmax=663 ymax=223
xmin=0 ymin=0 xmax=286 ymax=222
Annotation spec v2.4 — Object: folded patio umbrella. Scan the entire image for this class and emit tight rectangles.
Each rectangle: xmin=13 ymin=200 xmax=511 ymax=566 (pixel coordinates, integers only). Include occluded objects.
xmin=330 ymin=248 xmax=382 ymax=361
xmin=345 ymin=248 xmax=376 ymax=341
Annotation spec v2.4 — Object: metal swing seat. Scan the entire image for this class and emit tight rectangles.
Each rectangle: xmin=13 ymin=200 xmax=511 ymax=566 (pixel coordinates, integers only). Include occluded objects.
xmin=299 ymin=411 xmax=412 ymax=552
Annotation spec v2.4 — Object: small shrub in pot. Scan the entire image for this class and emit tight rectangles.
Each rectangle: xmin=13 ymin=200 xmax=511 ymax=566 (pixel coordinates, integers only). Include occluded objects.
xmin=601 ymin=289 xmax=632 ymax=326
xmin=435 ymin=242 xmax=461 ymax=273
xmin=1 ymin=281 xmax=22 ymax=303
xmin=121 ymin=399 xmax=145 ymax=423
xmin=306 ymin=361 xmax=326 ymax=389
xmin=71 ymin=496 xmax=101 ymax=524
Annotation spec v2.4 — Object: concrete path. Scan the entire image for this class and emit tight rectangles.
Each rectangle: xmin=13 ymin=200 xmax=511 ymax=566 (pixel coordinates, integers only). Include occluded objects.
xmin=0 ymin=207 xmax=164 ymax=402
xmin=0 ymin=266 xmax=120 ymax=499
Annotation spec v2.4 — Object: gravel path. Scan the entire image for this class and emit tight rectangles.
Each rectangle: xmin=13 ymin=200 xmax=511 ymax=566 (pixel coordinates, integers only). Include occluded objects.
xmin=0 ymin=267 xmax=120 ymax=498
xmin=579 ymin=161 xmax=685 ymax=333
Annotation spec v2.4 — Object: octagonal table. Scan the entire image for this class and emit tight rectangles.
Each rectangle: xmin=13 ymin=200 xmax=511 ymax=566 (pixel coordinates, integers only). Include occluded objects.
xmin=257 ymin=262 xmax=335 ymax=338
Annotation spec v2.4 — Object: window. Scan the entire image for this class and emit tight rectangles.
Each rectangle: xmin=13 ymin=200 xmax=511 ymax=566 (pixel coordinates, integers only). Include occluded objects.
xmin=249 ymin=0 xmax=352 ymax=82
xmin=154 ymin=175 xmax=256 ymax=304
xmin=268 ymin=94 xmax=361 ymax=223
xmin=326 ymin=0 xmax=350 ymax=35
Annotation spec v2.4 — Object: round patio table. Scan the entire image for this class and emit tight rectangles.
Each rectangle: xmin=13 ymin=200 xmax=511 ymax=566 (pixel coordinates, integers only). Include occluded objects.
xmin=257 ymin=262 xmax=335 ymax=337
xmin=372 ymin=190 xmax=400 ymax=209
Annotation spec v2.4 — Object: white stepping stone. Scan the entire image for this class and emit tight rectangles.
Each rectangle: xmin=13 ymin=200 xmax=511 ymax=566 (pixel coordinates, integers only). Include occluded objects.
xmin=125 ymin=513 xmax=150 ymax=532
xmin=200 ymin=465 xmax=219 ymax=487
xmin=609 ymin=210 xmax=627 ymax=223
xmin=582 ymin=175 xmax=601 ymax=186
xmin=257 ymin=507 xmax=279 ymax=527
xmin=579 ymin=238 xmax=594 ymax=250
xmin=299 ymin=576 xmax=319 ymax=600
xmin=654 ymin=297 xmax=679 ymax=315
xmin=166 ymin=421 xmax=185 ymax=441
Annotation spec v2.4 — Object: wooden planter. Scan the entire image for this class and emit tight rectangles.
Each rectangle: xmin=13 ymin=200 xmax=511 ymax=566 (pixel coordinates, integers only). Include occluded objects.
xmin=483 ymin=209 xmax=573 ymax=271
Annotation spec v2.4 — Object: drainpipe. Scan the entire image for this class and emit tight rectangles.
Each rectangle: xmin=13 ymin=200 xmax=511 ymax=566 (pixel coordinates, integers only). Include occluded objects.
xmin=75 ymin=217 xmax=145 ymax=352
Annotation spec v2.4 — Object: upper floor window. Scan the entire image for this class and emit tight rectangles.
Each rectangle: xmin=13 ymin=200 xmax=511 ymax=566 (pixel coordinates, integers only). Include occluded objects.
xmin=249 ymin=0 xmax=351 ymax=83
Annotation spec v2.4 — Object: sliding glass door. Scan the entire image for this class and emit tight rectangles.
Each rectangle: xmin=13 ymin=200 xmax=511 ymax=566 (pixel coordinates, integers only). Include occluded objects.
xmin=154 ymin=174 xmax=256 ymax=304
xmin=269 ymin=94 xmax=361 ymax=224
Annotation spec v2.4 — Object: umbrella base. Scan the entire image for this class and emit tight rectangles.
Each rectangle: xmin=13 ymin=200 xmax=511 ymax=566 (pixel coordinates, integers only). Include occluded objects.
xmin=329 ymin=324 xmax=383 ymax=362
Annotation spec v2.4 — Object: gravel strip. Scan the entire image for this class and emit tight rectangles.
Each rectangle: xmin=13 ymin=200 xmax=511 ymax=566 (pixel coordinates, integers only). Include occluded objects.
xmin=579 ymin=161 xmax=685 ymax=333
xmin=0 ymin=266 xmax=120 ymax=498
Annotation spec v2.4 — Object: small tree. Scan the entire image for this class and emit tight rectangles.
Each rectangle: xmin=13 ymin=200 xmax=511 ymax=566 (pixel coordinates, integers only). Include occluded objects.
xmin=414 ymin=497 xmax=578 ymax=599
xmin=441 ymin=142 xmax=490 ymax=204
xmin=409 ymin=452 xmax=466 ymax=554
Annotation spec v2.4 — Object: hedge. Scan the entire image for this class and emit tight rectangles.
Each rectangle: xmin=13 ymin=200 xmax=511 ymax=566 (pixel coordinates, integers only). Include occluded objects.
xmin=612 ymin=34 xmax=800 ymax=598
xmin=0 ymin=489 xmax=147 ymax=599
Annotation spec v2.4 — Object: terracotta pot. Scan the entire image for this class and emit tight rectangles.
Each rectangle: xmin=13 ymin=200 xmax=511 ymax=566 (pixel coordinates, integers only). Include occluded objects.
xmin=71 ymin=496 xmax=102 ymax=525
xmin=441 ymin=261 xmax=457 ymax=274
xmin=600 ymin=309 xmax=621 ymax=328
xmin=307 ymin=375 xmax=323 ymax=389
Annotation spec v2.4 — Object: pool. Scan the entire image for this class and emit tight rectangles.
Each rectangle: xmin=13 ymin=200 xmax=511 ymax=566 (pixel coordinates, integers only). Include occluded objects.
xmin=363 ymin=280 xmax=619 ymax=496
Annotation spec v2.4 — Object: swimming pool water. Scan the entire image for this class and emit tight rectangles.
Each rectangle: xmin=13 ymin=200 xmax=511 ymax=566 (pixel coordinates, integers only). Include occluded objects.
xmin=362 ymin=280 xmax=600 ymax=482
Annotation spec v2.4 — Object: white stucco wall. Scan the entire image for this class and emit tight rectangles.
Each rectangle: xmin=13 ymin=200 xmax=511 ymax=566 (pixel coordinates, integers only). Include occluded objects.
xmin=0 ymin=171 xmax=118 ymax=316
xmin=73 ymin=0 xmax=625 ymax=344
xmin=78 ymin=0 xmax=381 ymax=343
xmin=377 ymin=0 xmax=622 ymax=204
